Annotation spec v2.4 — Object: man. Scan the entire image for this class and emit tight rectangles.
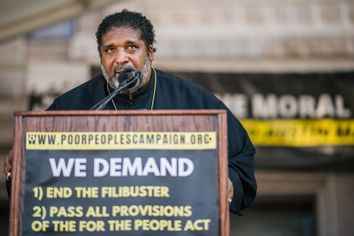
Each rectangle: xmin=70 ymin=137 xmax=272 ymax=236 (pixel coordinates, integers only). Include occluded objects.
xmin=4 ymin=9 xmax=256 ymax=215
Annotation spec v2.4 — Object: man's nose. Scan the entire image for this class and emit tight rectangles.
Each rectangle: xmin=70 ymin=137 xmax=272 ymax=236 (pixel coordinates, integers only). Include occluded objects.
xmin=114 ymin=49 xmax=129 ymax=64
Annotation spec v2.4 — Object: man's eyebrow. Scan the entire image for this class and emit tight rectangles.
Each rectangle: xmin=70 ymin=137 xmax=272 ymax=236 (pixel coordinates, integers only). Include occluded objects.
xmin=102 ymin=40 xmax=140 ymax=48
xmin=102 ymin=44 xmax=114 ymax=49
xmin=125 ymin=40 xmax=140 ymax=45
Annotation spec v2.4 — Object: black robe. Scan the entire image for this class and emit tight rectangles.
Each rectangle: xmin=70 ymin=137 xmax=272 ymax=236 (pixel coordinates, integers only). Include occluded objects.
xmin=48 ymin=69 xmax=257 ymax=214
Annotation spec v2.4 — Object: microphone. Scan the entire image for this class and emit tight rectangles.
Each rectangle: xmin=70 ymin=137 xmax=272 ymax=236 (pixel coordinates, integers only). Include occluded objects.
xmin=90 ymin=67 xmax=142 ymax=110
xmin=117 ymin=67 xmax=142 ymax=94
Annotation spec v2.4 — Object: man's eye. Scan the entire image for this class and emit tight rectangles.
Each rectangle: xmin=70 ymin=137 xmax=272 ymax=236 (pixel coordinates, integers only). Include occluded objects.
xmin=105 ymin=48 xmax=114 ymax=54
xmin=127 ymin=45 xmax=138 ymax=50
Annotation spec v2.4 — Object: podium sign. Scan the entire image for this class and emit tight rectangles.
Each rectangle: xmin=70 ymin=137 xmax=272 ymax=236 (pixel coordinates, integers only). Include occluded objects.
xmin=10 ymin=110 xmax=229 ymax=236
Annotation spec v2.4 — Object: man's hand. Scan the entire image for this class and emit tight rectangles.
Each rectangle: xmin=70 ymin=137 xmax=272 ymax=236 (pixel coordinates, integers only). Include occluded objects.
xmin=3 ymin=149 xmax=13 ymax=179
xmin=227 ymin=177 xmax=234 ymax=205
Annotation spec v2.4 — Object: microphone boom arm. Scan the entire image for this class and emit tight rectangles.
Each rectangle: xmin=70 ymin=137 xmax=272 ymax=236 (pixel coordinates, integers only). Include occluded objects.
xmin=90 ymin=73 xmax=140 ymax=110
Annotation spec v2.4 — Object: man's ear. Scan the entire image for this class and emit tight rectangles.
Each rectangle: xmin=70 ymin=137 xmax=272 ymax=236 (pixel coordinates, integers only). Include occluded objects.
xmin=148 ymin=45 xmax=155 ymax=61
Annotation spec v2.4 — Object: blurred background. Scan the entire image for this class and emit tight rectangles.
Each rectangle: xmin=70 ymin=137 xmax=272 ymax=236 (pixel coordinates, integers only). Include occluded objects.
xmin=0 ymin=0 xmax=353 ymax=235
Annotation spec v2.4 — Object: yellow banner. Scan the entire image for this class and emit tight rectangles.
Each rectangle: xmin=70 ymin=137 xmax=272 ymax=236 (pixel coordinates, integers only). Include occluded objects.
xmin=241 ymin=119 xmax=354 ymax=147
xmin=26 ymin=132 xmax=216 ymax=150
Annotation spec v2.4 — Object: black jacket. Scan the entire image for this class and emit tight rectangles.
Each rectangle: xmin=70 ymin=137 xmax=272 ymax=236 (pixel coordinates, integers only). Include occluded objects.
xmin=48 ymin=69 xmax=257 ymax=214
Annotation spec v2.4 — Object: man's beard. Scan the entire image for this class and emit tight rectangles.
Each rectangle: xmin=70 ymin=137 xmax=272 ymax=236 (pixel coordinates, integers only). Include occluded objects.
xmin=101 ymin=59 xmax=151 ymax=90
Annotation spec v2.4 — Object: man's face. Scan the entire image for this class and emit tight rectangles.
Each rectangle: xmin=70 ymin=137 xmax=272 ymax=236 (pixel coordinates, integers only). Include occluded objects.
xmin=100 ymin=27 xmax=154 ymax=88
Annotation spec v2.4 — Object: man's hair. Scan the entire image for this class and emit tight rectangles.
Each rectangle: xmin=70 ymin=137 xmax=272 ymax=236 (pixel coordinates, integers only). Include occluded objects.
xmin=96 ymin=9 xmax=155 ymax=54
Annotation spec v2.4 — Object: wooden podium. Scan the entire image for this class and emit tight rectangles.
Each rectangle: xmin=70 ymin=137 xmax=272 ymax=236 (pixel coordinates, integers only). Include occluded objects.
xmin=10 ymin=110 xmax=229 ymax=236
